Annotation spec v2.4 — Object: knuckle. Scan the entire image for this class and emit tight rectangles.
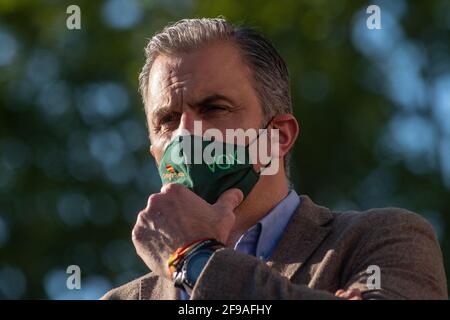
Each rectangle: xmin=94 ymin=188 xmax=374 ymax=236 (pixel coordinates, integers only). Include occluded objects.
xmin=137 ymin=209 xmax=149 ymax=221
xmin=146 ymin=193 xmax=161 ymax=208
xmin=133 ymin=211 xmax=150 ymax=240
xmin=131 ymin=225 xmax=145 ymax=241
xmin=163 ymin=183 xmax=182 ymax=194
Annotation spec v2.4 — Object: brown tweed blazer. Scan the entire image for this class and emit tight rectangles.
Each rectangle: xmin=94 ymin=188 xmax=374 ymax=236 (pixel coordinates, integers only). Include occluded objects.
xmin=101 ymin=195 xmax=448 ymax=300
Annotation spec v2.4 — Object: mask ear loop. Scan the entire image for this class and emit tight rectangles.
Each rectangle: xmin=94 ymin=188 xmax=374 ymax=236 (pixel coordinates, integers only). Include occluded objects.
xmin=247 ymin=116 xmax=275 ymax=173
xmin=247 ymin=116 xmax=275 ymax=146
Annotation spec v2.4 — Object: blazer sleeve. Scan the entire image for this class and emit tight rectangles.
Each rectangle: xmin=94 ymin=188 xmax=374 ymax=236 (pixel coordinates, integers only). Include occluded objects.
xmin=190 ymin=248 xmax=341 ymax=300
xmin=190 ymin=210 xmax=448 ymax=300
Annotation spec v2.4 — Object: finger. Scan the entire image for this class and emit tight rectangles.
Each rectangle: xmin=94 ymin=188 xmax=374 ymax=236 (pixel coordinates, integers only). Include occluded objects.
xmin=213 ymin=188 xmax=244 ymax=212
xmin=335 ymin=289 xmax=345 ymax=297
xmin=160 ymin=182 xmax=185 ymax=194
xmin=335 ymin=289 xmax=351 ymax=298
xmin=336 ymin=289 xmax=363 ymax=300
xmin=147 ymin=193 xmax=163 ymax=208
xmin=347 ymin=289 xmax=362 ymax=300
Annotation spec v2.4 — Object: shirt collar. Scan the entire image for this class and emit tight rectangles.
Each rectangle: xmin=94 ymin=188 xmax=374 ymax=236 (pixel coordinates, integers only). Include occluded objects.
xmin=234 ymin=189 xmax=300 ymax=260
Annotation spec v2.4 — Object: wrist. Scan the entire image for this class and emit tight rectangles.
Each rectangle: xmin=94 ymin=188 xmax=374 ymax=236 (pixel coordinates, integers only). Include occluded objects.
xmin=167 ymin=237 xmax=211 ymax=278
xmin=168 ymin=238 xmax=224 ymax=294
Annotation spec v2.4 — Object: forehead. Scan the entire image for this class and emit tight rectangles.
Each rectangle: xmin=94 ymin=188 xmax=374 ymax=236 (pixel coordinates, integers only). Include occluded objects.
xmin=146 ymin=41 xmax=254 ymax=108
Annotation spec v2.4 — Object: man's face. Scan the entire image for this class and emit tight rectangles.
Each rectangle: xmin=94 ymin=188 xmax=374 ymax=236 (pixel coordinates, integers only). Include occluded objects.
xmin=145 ymin=40 xmax=265 ymax=164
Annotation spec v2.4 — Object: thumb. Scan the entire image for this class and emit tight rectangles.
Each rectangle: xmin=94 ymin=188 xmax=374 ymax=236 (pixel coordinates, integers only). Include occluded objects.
xmin=213 ymin=188 xmax=244 ymax=212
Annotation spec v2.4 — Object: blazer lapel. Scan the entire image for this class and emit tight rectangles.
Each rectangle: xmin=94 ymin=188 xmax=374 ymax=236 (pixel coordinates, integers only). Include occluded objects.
xmin=267 ymin=195 xmax=333 ymax=280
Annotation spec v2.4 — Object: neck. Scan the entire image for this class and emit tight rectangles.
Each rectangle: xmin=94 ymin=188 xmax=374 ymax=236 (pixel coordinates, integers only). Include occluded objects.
xmin=226 ymin=173 xmax=289 ymax=246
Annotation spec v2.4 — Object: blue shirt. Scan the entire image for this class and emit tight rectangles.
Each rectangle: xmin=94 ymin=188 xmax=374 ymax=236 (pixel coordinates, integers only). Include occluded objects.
xmin=233 ymin=189 xmax=300 ymax=260
xmin=180 ymin=189 xmax=300 ymax=299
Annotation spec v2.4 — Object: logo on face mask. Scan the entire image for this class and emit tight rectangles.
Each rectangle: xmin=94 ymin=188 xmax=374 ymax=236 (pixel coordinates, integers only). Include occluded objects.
xmin=206 ymin=150 xmax=243 ymax=173
xmin=162 ymin=164 xmax=185 ymax=181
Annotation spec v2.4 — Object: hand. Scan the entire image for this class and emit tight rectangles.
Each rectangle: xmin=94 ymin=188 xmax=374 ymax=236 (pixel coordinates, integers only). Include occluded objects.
xmin=131 ymin=183 xmax=244 ymax=278
xmin=335 ymin=288 xmax=363 ymax=300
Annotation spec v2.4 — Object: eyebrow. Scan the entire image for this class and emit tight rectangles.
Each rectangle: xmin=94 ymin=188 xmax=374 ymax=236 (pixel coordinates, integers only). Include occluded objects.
xmin=193 ymin=93 xmax=238 ymax=109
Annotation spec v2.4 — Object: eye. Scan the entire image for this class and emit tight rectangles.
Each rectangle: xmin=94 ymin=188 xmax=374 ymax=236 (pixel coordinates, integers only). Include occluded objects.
xmin=160 ymin=112 xmax=181 ymax=125
xmin=201 ymin=104 xmax=228 ymax=114
xmin=155 ymin=112 xmax=181 ymax=134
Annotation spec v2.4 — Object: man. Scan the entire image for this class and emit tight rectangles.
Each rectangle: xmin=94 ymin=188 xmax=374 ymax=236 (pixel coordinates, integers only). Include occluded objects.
xmin=102 ymin=18 xmax=447 ymax=300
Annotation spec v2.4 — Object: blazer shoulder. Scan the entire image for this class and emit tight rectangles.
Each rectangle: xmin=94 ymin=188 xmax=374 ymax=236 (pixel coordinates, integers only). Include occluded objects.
xmin=330 ymin=206 xmax=438 ymax=245
xmin=334 ymin=206 xmax=433 ymax=229
xmin=100 ymin=273 xmax=152 ymax=300
xmin=299 ymin=195 xmax=433 ymax=233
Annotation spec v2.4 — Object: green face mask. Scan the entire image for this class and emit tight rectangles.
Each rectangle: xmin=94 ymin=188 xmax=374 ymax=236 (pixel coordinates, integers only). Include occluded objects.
xmin=158 ymin=134 xmax=261 ymax=204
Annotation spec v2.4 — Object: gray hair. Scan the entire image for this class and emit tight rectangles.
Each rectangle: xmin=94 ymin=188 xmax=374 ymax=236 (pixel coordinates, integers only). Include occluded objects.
xmin=139 ymin=18 xmax=293 ymax=179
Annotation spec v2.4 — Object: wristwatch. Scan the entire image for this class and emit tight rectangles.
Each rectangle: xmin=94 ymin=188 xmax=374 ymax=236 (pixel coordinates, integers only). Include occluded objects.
xmin=173 ymin=246 xmax=220 ymax=294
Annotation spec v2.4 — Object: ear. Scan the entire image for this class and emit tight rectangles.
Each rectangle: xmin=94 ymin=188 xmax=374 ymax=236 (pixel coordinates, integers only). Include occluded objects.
xmin=271 ymin=114 xmax=300 ymax=160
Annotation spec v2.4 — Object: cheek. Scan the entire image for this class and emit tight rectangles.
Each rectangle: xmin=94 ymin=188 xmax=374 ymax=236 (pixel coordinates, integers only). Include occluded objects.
xmin=150 ymin=144 xmax=164 ymax=166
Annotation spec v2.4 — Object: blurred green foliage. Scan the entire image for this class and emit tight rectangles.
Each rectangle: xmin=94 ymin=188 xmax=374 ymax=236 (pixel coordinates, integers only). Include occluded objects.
xmin=0 ymin=0 xmax=449 ymax=298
